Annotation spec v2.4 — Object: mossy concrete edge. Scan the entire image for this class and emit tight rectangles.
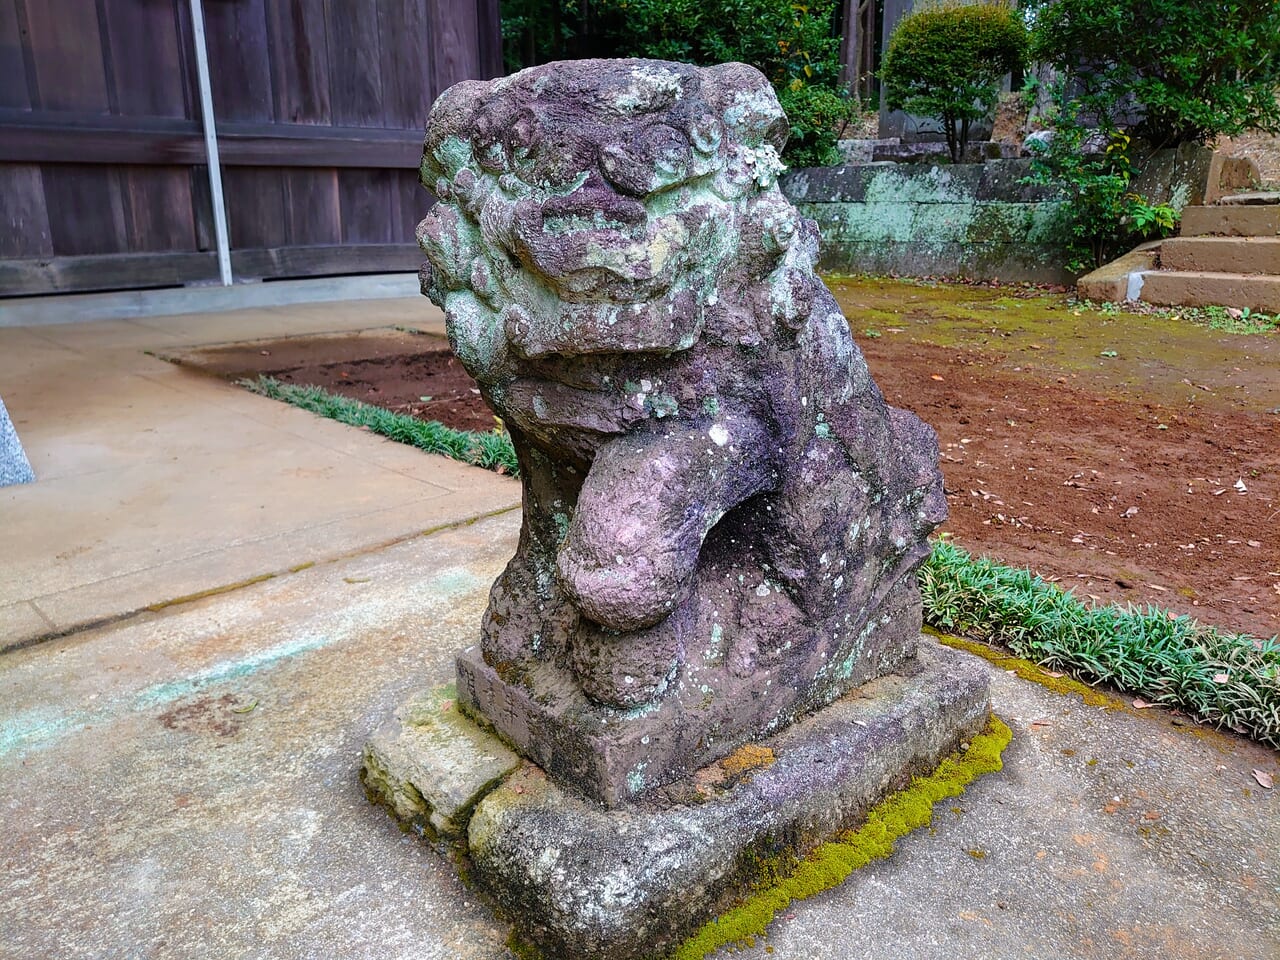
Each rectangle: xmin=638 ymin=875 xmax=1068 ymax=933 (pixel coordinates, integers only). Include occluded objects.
xmin=668 ymin=712 xmax=1012 ymax=959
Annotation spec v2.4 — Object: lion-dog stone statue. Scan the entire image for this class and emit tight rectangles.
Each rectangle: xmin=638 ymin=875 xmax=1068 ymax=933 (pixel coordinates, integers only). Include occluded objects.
xmin=418 ymin=59 xmax=947 ymax=806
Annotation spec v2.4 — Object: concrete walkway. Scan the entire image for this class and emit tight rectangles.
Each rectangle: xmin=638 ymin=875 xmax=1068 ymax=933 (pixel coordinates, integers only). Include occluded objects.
xmin=0 ymin=298 xmax=519 ymax=651
xmin=1 ymin=513 xmax=1276 ymax=960
xmin=0 ymin=297 xmax=1276 ymax=959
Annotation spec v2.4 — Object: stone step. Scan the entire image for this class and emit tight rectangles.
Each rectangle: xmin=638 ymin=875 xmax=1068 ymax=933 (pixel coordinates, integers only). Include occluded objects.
xmin=1181 ymin=204 xmax=1280 ymax=237
xmin=1138 ymin=270 xmax=1280 ymax=313
xmin=1216 ymin=190 xmax=1280 ymax=206
xmin=1160 ymin=236 xmax=1280 ymax=275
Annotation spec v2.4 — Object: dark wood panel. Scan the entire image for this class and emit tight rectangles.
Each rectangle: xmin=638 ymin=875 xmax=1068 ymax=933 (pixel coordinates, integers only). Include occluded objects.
xmin=101 ymin=0 xmax=190 ymax=118
xmin=120 ymin=166 xmax=198 ymax=253
xmin=391 ymin=168 xmax=430 ymax=241
xmin=0 ymin=242 xmax=421 ymax=295
xmin=40 ymin=164 xmax=127 ymax=256
xmin=325 ymin=0 xmax=384 ymax=126
xmin=338 ymin=168 xmax=395 ymax=244
xmin=232 ymin=242 xmax=420 ymax=277
xmin=0 ymin=118 xmax=424 ymax=167
xmin=377 ymin=0 xmax=435 ymax=129
xmin=0 ymin=249 xmax=217 ymax=294
xmin=20 ymin=0 xmax=110 ymax=112
xmin=267 ymin=0 xmax=331 ymax=124
xmin=429 ymin=0 xmax=481 ymax=93
xmin=476 ymin=0 xmax=502 ymax=78
xmin=224 ymin=167 xmax=288 ymax=249
xmin=283 ymin=168 xmax=340 ymax=246
xmin=203 ymin=0 xmax=274 ymax=122
xmin=0 ymin=0 xmax=31 ymax=110
xmin=0 ymin=164 xmax=51 ymax=259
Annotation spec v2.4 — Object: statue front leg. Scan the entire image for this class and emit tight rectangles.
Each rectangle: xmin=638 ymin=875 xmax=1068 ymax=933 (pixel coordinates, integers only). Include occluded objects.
xmin=556 ymin=414 xmax=778 ymax=707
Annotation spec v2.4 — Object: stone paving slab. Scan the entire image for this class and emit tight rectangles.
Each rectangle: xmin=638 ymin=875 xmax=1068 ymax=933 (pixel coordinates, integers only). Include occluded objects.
xmin=0 ymin=298 xmax=509 ymax=650
xmin=1 ymin=514 xmax=1275 ymax=960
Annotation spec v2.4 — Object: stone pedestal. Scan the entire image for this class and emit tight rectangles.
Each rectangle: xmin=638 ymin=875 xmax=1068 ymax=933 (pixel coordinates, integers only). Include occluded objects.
xmin=364 ymin=641 xmax=989 ymax=960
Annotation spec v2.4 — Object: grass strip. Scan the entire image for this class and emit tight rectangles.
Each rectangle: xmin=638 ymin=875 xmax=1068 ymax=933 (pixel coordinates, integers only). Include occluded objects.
xmin=671 ymin=715 xmax=1011 ymax=960
xmin=243 ymin=375 xmax=1278 ymax=747
xmin=921 ymin=539 xmax=1280 ymax=747
xmin=242 ymin=375 xmax=519 ymax=477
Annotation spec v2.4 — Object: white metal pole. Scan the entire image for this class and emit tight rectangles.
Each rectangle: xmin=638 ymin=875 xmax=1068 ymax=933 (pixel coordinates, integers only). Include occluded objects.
xmin=188 ymin=0 xmax=233 ymax=286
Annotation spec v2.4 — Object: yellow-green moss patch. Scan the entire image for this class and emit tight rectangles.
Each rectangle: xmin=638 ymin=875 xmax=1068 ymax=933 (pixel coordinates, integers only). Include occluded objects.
xmin=669 ymin=715 xmax=1012 ymax=960
xmin=930 ymin=630 xmax=1117 ymax=709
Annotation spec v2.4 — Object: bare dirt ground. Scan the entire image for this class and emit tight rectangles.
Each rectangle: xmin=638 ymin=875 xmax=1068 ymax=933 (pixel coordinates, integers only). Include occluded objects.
xmin=188 ymin=280 xmax=1280 ymax=639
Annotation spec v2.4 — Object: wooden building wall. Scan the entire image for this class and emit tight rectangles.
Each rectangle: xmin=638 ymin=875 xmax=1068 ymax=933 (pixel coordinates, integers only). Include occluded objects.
xmin=0 ymin=0 xmax=501 ymax=297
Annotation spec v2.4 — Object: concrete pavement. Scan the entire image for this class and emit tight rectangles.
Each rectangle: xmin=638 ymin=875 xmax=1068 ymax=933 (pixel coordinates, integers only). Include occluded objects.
xmin=0 ymin=297 xmax=519 ymax=651
xmin=0 ymin=295 xmax=1276 ymax=959
xmin=1 ymin=512 xmax=1276 ymax=960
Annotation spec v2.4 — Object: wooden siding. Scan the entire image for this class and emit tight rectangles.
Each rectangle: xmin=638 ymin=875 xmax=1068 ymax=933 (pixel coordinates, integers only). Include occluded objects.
xmin=0 ymin=0 xmax=502 ymax=296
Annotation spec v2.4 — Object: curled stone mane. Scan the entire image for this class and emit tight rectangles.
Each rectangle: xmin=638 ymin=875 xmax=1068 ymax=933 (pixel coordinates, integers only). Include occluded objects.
xmin=417 ymin=59 xmax=948 ymax=806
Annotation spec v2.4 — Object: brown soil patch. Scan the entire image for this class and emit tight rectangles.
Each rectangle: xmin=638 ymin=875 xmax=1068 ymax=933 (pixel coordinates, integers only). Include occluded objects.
xmin=866 ymin=338 xmax=1278 ymax=638
xmin=183 ymin=284 xmax=1279 ymax=639
xmin=172 ymin=328 xmax=497 ymax=433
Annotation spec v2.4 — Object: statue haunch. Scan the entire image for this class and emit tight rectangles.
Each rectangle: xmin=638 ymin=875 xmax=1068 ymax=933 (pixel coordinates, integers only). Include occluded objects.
xmin=418 ymin=59 xmax=947 ymax=805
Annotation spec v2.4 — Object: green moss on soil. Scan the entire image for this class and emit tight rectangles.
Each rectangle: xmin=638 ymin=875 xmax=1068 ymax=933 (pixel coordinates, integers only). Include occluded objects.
xmin=823 ymin=276 xmax=1280 ymax=413
xmin=929 ymin=630 xmax=1117 ymax=709
xmin=669 ymin=715 xmax=1012 ymax=960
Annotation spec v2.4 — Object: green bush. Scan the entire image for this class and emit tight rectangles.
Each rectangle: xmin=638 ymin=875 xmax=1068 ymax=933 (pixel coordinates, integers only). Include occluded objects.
xmin=596 ymin=0 xmax=857 ymax=167
xmin=1027 ymin=0 xmax=1280 ymax=147
xmin=499 ymin=0 xmax=859 ymax=168
xmin=1024 ymin=85 xmax=1180 ymax=272
xmin=880 ymin=1 xmax=1028 ymax=162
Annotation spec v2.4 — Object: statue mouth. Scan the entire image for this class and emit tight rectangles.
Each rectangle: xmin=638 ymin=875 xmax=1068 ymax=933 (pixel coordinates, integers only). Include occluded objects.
xmin=508 ymin=184 xmax=700 ymax=302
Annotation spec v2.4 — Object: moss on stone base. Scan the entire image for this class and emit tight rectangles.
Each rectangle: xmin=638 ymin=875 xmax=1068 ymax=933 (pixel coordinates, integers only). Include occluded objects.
xmin=669 ymin=714 xmax=1012 ymax=960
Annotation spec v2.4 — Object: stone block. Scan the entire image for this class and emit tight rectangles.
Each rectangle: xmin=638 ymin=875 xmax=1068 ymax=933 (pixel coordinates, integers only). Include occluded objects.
xmin=362 ymin=683 xmax=519 ymax=839
xmin=466 ymin=641 xmax=990 ymax=960
xmin=0 ymin=397 xmax=34 ymax=487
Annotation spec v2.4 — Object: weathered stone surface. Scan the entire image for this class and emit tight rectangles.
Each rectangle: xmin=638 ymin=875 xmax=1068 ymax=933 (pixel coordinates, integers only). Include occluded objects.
xmin=362 ymin=683 xmax=519 ymax=839
xmin=0 ymin=397 xmax=34 ymax=487
xmin=466 ymin=641 xmax=990 ymax=960
xmin=417 ymin=58 xmax=948 ymax=805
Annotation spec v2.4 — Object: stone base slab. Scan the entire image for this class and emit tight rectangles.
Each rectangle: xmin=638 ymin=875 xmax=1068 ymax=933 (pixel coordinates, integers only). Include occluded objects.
xmin=365 ymin=640 xmax=990 ymax=959
xmin=361 ymin=683 xmax=519 ymax=839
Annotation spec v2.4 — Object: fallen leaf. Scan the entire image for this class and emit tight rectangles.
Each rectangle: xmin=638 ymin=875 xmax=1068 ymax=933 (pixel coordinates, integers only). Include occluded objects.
xmin=930 ymin=374 xmax=945 ymax=381
xmin=1252 ymin=770 xmax=1274 ymax=789
xmin=231 ymin=700 xmax=258 ymax=714
xmin=1132 ymin=698 xmax=1154 ymax=709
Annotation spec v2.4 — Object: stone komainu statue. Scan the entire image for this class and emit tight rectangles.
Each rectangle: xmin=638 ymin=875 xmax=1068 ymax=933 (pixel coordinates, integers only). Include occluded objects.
xmin=418 ymin=59 xmax=946 ymax=806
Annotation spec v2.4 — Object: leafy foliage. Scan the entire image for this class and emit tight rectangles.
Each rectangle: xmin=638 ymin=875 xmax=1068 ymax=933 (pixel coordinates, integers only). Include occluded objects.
xmin=922 ymin=540 xmax=1280 ymax=748
xmin=880 ymin=1 xmax=1029 ymax=162
xmin=243 ymin=377 xmax=519 ymax=476
xmin=1026 ymin=0 xmax=1280 ymax=147
xmin=499 ymin=0 xmax=859 ymax=167
xmin=1024 ymin=88 xmax=1180 ymax=272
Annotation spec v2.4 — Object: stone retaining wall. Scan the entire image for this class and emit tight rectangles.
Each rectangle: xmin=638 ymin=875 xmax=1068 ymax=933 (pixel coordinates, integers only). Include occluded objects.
xmin=781 ymin=160 xmax=1070 ymax=283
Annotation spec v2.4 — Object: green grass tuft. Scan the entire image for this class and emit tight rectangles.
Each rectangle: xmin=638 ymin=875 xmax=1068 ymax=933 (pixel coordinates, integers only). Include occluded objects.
xmin=671 ymin=715 xmax=1011 ymax=960
xmin=241 ymin=376 xmax=519 ymax=477
xmin=921 ymin=539 xmax=1280 ymax=747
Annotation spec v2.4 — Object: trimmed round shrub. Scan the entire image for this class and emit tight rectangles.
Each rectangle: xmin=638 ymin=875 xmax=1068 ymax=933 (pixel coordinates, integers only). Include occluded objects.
xmin=880 ymin=1 xmax=1028 ymax=162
